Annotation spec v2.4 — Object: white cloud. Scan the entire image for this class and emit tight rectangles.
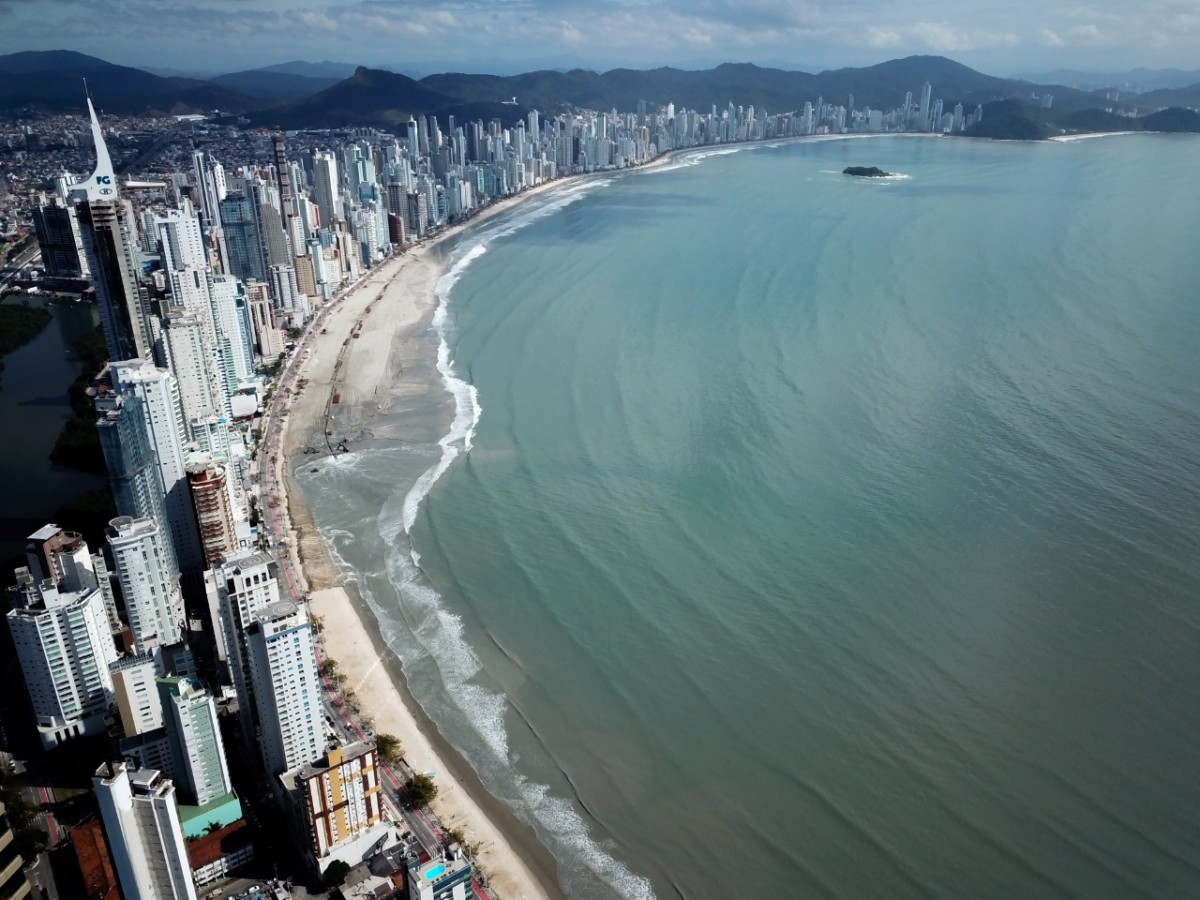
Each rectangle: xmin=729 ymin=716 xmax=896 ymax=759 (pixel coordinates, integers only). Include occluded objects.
xmin=865 ymin=27 xmax=903 ymax=49
xmin=1036 ymin=28 xmax=1065 ymax=46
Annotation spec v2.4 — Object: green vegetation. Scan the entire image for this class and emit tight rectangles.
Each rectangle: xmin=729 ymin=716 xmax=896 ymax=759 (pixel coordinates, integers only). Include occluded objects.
xmin=260 ymin=352 xmax=286 ymax=378
xmin=319 ymin=658 xmax=338 ymax=677
xmin=404 ymin=773 xmax=438 ymax=807
xmin=1140 ymin=107 xmax=1200 ymax=133
xmin=962 ymin=101 xmax=1051 ymax=140
xmin=322 ymin=859 xmax=351 ymax=887
xmin=374 ymin=733 xmax=403 ymax=766
xmin=0 ymin=303 xmax=52 ymax=375
xmin=50 ymin=325 xmax=108 ymax=474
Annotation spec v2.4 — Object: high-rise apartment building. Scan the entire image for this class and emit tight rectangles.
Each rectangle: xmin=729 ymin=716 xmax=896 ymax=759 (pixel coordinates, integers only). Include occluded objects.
xmin=110 ymin=652 xmax=165 ymax=737
xmin=107 ymin=515 xmax=184 ymax=651
xmin=245 ymin=599 xmax=324 ymax=775
xmin=311 ymin=150 xmax=339 ymax=230
xmin=218 ymin=193 xmax=267 ymax=283
xmin=158 ymin=677 xmax=233 ymax=807
xmin=186 ymin=463 xmax=237 ymax=567
xmin=161 ymin=308 xmax=225 ymax=427
xmin=284 ymin=742 xmax=392 ymax=873
xmin=96 ymin=393 xmax=174 ymax=571
xmin=32 ymin=200 xmax=87 ymax=277
xmin=247 ymin=290 xmax=283 ymax=360
xmin=93 ymin=762 xmax=198 ymax=900
xmin=0 ymin=801 xmax=33 ymax=900
xmin=108 ymin=360 xmax=204 ymax=574
xmin=208 ymin=274 xmax=255 ymax=386
xmin=7 ymin=532 xmax=118 ymax=748
xmin=919 ymin=81 xmax=933 ymax=132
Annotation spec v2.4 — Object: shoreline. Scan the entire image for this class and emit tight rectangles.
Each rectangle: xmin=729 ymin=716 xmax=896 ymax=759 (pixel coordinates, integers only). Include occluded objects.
xmin=265 ymin=133 xmax=925 ymax=898
xmin=271 ymin=171 xmax=631 ymax=900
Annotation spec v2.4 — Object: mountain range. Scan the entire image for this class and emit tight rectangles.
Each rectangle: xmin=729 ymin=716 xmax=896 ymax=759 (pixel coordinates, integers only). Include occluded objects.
xmin=0 ymin=50 xmax=1197 ymax=138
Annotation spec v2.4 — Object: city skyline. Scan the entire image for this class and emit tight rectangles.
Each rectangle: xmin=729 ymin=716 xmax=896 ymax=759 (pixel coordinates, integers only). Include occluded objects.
xmin=0 ymin=0 xmax=1196 ymax=76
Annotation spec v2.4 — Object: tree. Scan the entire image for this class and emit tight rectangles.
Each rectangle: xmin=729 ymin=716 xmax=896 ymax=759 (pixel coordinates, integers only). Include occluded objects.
xmin=323 ymin=859 xmax=351 ymax=887
xmin=319 ymin=658 xmax=338 ymax=677
xmin=404 ymin=773 xmax=438 ymax=808
xmin=375 ymin=733 xmax=403 ymax=766
xmin=13 ymin=826 xmax=48 ymax=859
xmin=204 ymin=820 xmax=223 ymax=835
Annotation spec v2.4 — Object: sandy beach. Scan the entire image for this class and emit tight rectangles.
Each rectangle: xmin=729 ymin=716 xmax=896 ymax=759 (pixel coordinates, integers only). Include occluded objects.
xmin=266 ymin=175 xmax=611 ymax=900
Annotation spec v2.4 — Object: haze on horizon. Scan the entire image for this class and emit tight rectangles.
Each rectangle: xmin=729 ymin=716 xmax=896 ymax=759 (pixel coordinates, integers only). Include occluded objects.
xmin=0 ymin=0 xmax=1195 ymax=78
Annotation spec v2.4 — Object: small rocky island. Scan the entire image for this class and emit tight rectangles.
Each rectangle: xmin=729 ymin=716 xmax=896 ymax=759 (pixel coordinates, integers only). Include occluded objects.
xmin=843 ymin=166 xmax=892 ymax=177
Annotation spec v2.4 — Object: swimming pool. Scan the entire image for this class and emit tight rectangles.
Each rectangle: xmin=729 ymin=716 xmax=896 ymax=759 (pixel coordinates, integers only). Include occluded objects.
xmin=424 ymin=864 xmax=446 ymax=880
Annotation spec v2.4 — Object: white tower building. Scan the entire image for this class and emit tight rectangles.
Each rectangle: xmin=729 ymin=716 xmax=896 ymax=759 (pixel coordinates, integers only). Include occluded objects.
xmin=209 ymin=274 xmax=255 ymax=385
xmin=161 ymin=309 xmax=226 ymax=427
xmin=312 ymin=150 xmax=339 ymax=229
xmin=107 ymin=515 xmax=184 ymax=652
xmin=109 ymin=360 xmax=204 ymax=573
xmin=158 ymin=676 xmax=233 ymax=806
xmin=93 ymin=762 xmax=198 ymax=900
xmin=245 ymin=599 xmax=325 ymax=775
xmin=7 ymin=538 xmax=119 ymax=748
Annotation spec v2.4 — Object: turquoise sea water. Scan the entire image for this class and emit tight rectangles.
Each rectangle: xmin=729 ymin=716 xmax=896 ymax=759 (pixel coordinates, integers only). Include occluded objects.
xmin=298 ymin=134 xmax=1200 ymax=899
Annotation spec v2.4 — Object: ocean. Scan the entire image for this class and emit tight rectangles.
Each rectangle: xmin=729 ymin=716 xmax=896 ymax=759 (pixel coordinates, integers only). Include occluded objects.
xmin=297 ymin=134 xmax=1200 ymax=899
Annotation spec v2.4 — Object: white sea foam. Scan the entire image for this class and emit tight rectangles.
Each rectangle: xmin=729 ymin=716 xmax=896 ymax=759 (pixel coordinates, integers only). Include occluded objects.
xmin=515 ymin=780 xmax=657 ymax=900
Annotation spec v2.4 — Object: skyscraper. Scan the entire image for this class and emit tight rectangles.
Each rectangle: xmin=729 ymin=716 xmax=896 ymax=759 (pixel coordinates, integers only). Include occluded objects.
xmin=72 ymin=97 xmax=153 ymax=362
xmin=107 ymin=515 xmax=184 ymax=652
xmin=158 ymin=677 xmax=233 ymax=807
xmin=206 ymin=550 xmax=281 ymax=720
xmin=7 ymin=532 xmax=118 ymax=749
xmin=96 ymin=392 xmax=173 ymax=573
xmin=208 ymin=274 xmax=255 ymax=387
xmin=244 ymin=599 xmax=325 ymax=775
xmin=312 ymin=150 xmax=339 ymax=230
xmin=191 ymin=150 xmax=220 ymax=229
xmin=32 ymin=200 xmax=87 ymax=277
xmin=919 ymin=81 xmax=933 ymax=132
xmin=93 ymin=762 xmax=198 ymax=900
xmin=284 ymin=742 xmax=392 ymax=874
xmin=108 ymin=361 xmax=204 ymax=574
xmin=218 ymin=192 xmax=267 ymax=283
xmin=186 ymin=463 xmax=237 ymax=567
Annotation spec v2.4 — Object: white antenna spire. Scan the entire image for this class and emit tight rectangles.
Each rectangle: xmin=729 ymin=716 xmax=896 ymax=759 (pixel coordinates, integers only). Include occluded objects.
xmin=73 ymin=84 xmax=118 ymax=202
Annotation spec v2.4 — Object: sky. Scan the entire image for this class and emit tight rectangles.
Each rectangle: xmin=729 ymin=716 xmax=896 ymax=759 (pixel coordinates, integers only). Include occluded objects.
xmin=0 ymin=0 xmax=1196 ymax=76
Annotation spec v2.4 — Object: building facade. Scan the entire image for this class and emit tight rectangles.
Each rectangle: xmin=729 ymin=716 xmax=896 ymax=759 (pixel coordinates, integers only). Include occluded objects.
xmin=93 ymin=763 xmax=198 ymax=900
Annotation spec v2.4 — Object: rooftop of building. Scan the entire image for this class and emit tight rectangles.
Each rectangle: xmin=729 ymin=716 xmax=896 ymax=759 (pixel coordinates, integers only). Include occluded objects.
xmin=263 ymin=598 xmax=298 ymax=620
xmin=220 ymin=550 xmax=274 ymax=571
xmin=108 ymin=651 xmax=157 ymax=673
xmin=27 ymin=523 xmax=65 ymax=542
xmin=179 ymin=791 xmax=244 ymax=840
xmin=183 ymin=815 xmax=253 ymax=870
xmin=295 ymin=740 xmax=377 ymax=781
xmin=69 ymin=819 xmax=121 ymax=900
xmin=408 ymin=849 xmax=471 ymax=887
xmin=106 ymin=515 xmax=158 ymax=539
